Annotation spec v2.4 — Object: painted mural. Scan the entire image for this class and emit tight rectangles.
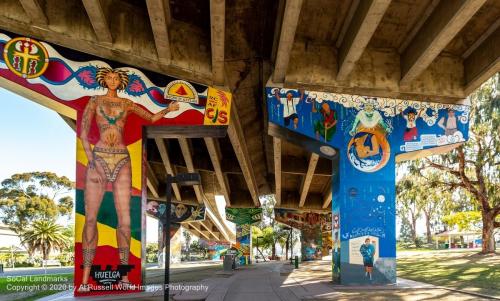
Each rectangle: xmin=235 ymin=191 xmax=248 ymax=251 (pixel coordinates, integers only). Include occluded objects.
xmin=146 ymin=200 xmax=206 ymax=224
xmin=274 ymin=208 xmax=332 ymax=261
xmin=267 ymin=87 xmax=470 ymax=285
xmin=0 ymin=33 xmax=231 ymax=296
xmin=225 ymin=208 xmax=262 ymax=265
xmin=225 ymin=207 xmax=263 ymax=225
xmin=203 ymin=241 xmax=231 ymax=260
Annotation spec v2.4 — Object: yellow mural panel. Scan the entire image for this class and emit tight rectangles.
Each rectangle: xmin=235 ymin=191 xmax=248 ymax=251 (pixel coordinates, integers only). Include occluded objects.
xmin=204 ymin=88 xmax=232 ymax=126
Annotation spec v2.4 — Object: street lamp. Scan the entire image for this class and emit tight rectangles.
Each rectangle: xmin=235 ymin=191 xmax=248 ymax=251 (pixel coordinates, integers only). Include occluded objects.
xmin=256 ymin=236 xmax=263 ymax=263
xmin=163 ymin=173 xmax=201 ymax=301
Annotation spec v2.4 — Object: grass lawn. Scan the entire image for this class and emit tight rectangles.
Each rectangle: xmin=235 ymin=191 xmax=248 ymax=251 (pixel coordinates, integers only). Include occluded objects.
xmin=397 ymin=249 xmax=500 ymax=297
xmin=0 ymin=273 xmax=74 ymax=300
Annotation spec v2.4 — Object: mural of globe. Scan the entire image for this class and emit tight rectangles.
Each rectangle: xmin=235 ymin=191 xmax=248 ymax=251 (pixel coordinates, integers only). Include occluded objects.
xmin=347 ymin=129 xmax=390 ymax=173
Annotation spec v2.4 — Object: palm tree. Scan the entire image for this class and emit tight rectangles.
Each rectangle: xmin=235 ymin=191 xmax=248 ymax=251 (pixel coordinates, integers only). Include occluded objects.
xmin=21 ymin=219 xmax=69 ymax=260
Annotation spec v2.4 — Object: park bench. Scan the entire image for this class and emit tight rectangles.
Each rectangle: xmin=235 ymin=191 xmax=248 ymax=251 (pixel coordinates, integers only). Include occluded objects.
xmin=42 ymin=259 xmax=61 ymax=267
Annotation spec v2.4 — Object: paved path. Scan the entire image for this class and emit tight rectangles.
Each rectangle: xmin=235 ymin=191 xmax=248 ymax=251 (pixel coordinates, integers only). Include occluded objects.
xmin=31 ymin=260 xmax=500 ymax=301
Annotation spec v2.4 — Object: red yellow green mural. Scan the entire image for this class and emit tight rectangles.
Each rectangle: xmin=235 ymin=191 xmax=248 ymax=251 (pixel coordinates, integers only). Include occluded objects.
xmin=0 ymin=32 xmax=231 ymax=296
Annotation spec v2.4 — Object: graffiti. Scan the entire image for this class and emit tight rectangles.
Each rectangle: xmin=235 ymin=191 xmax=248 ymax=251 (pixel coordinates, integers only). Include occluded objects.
xmin=348 ymin=227 xmax=386 ymax=239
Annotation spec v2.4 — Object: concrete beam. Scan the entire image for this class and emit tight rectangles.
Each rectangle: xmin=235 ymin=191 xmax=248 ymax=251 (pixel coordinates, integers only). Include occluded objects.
xmin=273 ymin=0 xmax=303 ymax=83
xmin=210 ymin=0 xmax=225 ymax=85
xmin=154 ymin=138 xmax=182 ymax=201
xmin=146 ymin=0 xmax=172 ymax=65
xmin=178 ymin=138 xmax=203 ymax=204
xmin=227 ymin=101 xmax=260 ymax=206
xmin=464 ymin=25 xmax=500 ymax=95
xmin=398 ymin=0 xmax=439 ymax=54
xmin=337 ymin=0 xmax=391 ymax=81
xmin=273 ymin=137 xmax=282 ymax=206
xmin=82 ymin=0 xmax=113 ymax=45
xmin=299 ymin=153 xmax=319 ymax=207
xmin=400 ymin=0 xmax=487 ymax=86
xmin=146 ymin=161 xmax=160 ymax=199
xmin=200 ymin=219 xmax=220 ymax=241
xmin=322 ymin=187 xmax=332 ymax=209
xmin=204 ymin=137 xmax=231 ymax=206
xmin=19 ymin=0 xmax=48 ymax=25
xmin=188 ymin=222 xmax=211 ymax=241
xmin=59 ymin=114 xmax=76 ymax=132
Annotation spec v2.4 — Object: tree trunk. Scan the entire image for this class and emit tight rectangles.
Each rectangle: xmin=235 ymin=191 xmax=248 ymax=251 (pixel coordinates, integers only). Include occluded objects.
xmin=481 ymin=210 xmax=496 ymax=254
xmin=271 ymin=241 xmax=276 ymax=260
xmin=424 ymin=212 xmax=432 ymax=244
xmin=411 ymin=217 xmax=417 ymax=245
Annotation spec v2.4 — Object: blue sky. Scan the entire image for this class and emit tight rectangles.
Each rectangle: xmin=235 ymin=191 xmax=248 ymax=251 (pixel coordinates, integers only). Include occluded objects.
xmin=0 ymin=88 xmax=76 ymax=182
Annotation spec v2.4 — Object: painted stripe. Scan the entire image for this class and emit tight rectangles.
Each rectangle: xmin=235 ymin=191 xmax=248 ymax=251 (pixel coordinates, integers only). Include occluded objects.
xmin=75 ymin=213 xmax=141 ymax=259
xmin=75 ymin=189 xmax=142 ymax=241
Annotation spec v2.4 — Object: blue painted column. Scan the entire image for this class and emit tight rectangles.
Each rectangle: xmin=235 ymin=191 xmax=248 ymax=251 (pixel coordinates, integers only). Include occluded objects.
xmin=265 ymin=86 xmax=470 ymax=285
xmin=338 ymin=149 xmax=396 ymax=284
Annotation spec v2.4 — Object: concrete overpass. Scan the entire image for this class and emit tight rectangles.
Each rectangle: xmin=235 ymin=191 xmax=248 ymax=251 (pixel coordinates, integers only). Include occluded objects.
xmin=0 ymin=0 xmax=498 ymax=213
xmin=0 ymin=0 xmax=498 ymax=291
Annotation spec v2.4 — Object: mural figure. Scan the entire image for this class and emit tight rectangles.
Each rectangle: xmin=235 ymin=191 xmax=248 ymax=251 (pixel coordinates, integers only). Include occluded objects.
xmin=438 ymin=109 xmax=458 ymax=136
xmin=79 ymin=67 xmax=179 ymax=292
xmin=402 ymin=108 xmax=423 ymax=141
xmin=347 ymin=101 xmax=391 ymax=172
xmin=312 ymin=99 xmax=337 ymax=142
xmin=359 ymin=238 xmax=376 ymax=280
xmin=273 ymin=88 xmax=305 ymax=129
xmin=349 ymin=101 xmax=390 ymax=136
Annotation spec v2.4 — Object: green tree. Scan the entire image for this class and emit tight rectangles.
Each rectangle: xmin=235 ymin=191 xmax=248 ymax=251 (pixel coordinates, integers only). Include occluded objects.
xmin=397 ymin=176 xmax=425 ymax=246
xmin=0 ymin=172 xmax=74 ymax=236
xmin=21 ymin=219 xmax=69 ymax=260
xmin=257 ymin=195 xmax=289 ymax=259
xmin=183 ymin=229 xmax=191 ymax=259
xmin=414 ymin=74 xmax=500 ymax=253
xmin=443 ymin=211 xmax=482 ymax=232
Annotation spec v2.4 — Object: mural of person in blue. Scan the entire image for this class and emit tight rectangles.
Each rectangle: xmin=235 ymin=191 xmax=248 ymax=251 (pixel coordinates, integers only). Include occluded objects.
xmin=273 ymin=88 xmax=305 ymax=129
xmin=312 ymin=99 xmax=337 ymax=141
xmin=360 ymin=238 xmax=376 ymax=280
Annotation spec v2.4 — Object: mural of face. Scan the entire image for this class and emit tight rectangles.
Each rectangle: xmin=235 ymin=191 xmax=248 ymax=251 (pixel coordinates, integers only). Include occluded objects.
xmin=175 ymin=204 xmax=188 ymax=218
xmin=104 ymin=72 xmax=121 ymax=91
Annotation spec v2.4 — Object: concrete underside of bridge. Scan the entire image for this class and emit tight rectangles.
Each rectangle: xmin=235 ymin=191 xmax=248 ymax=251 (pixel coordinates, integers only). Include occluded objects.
xmin=0 ymin=0 xmax=498 ymax=290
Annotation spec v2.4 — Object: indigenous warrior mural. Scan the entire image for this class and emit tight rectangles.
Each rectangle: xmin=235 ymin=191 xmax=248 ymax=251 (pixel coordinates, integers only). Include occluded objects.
xmin=267 ymin=87 xmax=470 ymax=285
xmin=0 ymin=33 xmax=231 ymax=296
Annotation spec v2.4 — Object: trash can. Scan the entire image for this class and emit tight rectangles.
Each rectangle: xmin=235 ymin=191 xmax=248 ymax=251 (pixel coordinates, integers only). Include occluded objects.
xmin=223 ymin=255 xmax=233 ymax=271
xmin=444 ymin=243 xmax=449 ymax=249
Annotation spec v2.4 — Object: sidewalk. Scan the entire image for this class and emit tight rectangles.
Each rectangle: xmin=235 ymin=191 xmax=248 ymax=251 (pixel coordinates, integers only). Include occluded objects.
xmin=36 ymin=260 xmax=499 ymax=301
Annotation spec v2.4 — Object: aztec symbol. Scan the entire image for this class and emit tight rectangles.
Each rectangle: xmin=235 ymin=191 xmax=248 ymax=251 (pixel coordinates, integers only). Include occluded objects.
xmin=3 ymin=37 xmax=49 ymax=79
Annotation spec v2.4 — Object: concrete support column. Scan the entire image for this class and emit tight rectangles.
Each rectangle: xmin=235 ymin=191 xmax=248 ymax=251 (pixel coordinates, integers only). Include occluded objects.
xmin=300 ymin=224 xmax=323 ymax=261
xmin=158 ymin=223 xmax=182 ymax=268
xmin=236 ymin=224 xmax=252 ymax=265
xmin=338 ymin=149 xmax=396 ymax=285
